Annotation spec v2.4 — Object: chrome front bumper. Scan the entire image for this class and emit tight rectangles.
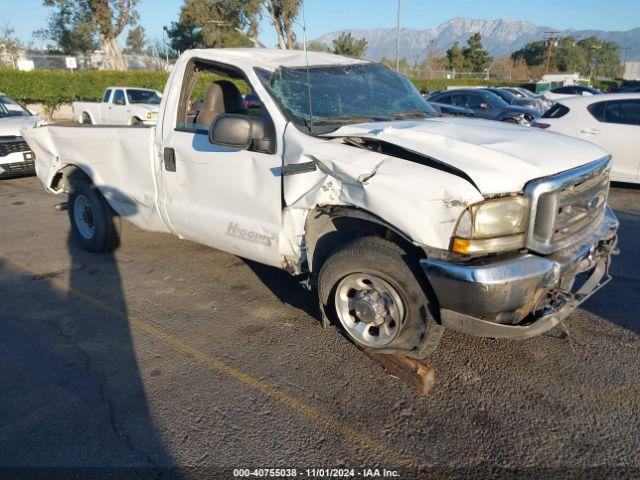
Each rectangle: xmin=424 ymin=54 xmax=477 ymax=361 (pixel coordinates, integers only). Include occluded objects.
xmin=420 ymin=206 xmax=619 ymax=339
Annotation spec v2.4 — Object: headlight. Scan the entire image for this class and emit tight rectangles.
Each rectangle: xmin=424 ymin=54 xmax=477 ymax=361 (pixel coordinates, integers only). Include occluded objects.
xmin=146 ymin=112 xmax=154 ymax=120
xmin=451 ymin=196 xmax=529 ymax=254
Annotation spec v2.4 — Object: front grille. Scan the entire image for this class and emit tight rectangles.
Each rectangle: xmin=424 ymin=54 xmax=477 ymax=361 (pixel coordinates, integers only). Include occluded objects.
xmin=0 ymin=140 xmax=31 ymax=157
xmin=524 ymin=156 xmax=611 ymax=254
xmin=0 ymin=160 xmax=35 ymax=177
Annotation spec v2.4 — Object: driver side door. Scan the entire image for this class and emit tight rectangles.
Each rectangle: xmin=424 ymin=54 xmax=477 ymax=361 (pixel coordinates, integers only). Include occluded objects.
xmin=157 ymin=61 xmax=283 ymax=267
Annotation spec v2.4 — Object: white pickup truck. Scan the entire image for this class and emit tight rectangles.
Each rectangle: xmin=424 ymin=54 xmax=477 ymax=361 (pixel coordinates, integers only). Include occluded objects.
xmin=73 ymin=87 xmax=162 ymax=125
xmin=24 ymin=48 xmax=619 ymax=358
xmin=0 ymin=92 xmax=38 ymax=178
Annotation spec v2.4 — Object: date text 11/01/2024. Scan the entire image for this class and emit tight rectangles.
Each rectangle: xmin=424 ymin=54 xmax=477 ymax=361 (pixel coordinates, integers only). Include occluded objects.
xmin=232 ymin=468 xmax=401 ymax=477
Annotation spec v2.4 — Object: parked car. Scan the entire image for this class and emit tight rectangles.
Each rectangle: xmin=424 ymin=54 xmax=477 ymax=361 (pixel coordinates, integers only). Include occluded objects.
xmin=428 ymin=101 xmax=475 ymax=117
xmin=73 ymin=87 xmax=162 ymax=125
xmin=609 ymin=85 xmax=640 ymax=93
xmin=532 ymin=93 xmax=640 ymax=184
xmin=428 ymin=89 xmax=540 ymax=124
xmin=483 ymin=87 xmax=543 ymax=113
xmin=24 ymin=48 xmax=618 ymax=359
xmin=0 ymin=92 xmax=38 ymax=178
xmin=498 ymin=87 xmax=551 ymax=113
xmin=542 ymin=85 xmax=601 ymax=102
xmin=551 ymin=85 xmax=601 ymax=96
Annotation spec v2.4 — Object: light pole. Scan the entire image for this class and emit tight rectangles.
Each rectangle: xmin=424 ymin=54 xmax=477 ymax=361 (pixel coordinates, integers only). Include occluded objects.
xmin=395 ymin=0 xmax=401 ymax=72
xmin=621 ymin=46 xmax=630 ymax=79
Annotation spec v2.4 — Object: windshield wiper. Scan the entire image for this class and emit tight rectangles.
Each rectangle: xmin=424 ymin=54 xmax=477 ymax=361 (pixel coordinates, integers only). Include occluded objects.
xmin=312 ymin=114 xmax=388 ymax=126
xmin=388 ymin=109 xmax=432 ymax=120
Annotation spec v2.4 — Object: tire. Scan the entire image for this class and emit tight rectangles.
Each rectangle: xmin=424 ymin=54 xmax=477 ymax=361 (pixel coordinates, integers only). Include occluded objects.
xmin=131 ymin=117 xmax=143 ymax=125
xmin=68 ymin=177 xmax=119 ymax=253
xmin=318 ymin=236 xmax=443 ymax=358
xmin=502 ymin=117 xmax=519 ymax=124
xmin=82 ymin=113 xmax=92 ymax=125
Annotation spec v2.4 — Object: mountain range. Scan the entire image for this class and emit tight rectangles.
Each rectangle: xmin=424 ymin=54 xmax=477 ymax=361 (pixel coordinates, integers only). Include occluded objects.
xmin=315 ymin=17 xmax=640 ymax=62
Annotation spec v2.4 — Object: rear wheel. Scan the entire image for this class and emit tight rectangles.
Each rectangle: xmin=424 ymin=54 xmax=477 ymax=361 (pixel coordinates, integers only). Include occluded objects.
xmin=68 ymin=177 xmax=119 ymax=253
xmin=81 ymin=112 xmax=92 ymax=125
xmin=318 ymin=236 xmax=443 ymax=358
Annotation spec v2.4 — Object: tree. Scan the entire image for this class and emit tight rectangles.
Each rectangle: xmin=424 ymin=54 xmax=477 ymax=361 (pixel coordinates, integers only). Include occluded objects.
xmin=462 ymin=33 xmax=492 ymax=72
xmin=578 ymin=36 xmax=620 ymax=78
xmin=41 ymin=0 xmax=139 ymax=70
xmin=445 ymin=42 xmax=465 ymax=70
xmin=423 ymin=53 xmax=448 ymax=72
xmin=307 ymin=40 xmax=330 ymax=53
xmin=331 ymin=32 xmax=367 ymax=58
xmin=164 ymin=0 xmax=263 ymax=52
xmin=512 ymin=36 xmax=620 ymax=78
xmin=35 ymin=1 xmax=98 ymax=56
xmin=0 ymin=25 xmax=22 ymax=68
xmin=124 ymin=25 xmax=146 ymax=54
xmin=511 ymin=40 xmax=548 ymax=68
xmin=262 ymin=0 xmax=300 ymax=49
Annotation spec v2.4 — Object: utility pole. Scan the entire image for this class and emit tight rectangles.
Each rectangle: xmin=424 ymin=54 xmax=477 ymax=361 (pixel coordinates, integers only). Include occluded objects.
xmin=395 ymin=0 xmax=401 ymax=72
xmin=621 ymin=47 xmax=630 ymax=79
xmin=544 ymin=31 xmax=559 ymax=74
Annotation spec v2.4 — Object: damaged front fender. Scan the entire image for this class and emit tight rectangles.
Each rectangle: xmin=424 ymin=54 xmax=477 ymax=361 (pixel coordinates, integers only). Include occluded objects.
xmin=279 ymin=124 xmax=484 ymax=273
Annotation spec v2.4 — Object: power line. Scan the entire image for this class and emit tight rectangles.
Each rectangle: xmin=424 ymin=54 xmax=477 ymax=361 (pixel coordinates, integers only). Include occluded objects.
xmin=544 ymin=31 xmax=560 ymax=74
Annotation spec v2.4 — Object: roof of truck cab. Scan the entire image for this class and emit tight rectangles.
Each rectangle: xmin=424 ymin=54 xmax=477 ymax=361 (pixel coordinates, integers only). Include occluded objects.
xmin=183 ymin=48 xmax=369 ymax=71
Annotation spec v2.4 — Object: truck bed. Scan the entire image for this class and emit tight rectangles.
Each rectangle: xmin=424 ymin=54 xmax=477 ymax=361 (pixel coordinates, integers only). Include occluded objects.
xmin=22 ymin=124 xmax=168 ymax=233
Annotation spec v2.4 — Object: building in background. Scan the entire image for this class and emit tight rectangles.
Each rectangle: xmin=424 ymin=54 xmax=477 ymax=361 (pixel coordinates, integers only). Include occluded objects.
xmin=623 ymin=62 xmax=640 ymax=80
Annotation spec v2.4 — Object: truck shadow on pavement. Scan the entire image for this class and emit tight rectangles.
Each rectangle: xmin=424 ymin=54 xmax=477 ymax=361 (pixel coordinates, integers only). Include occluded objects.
xmin=581 ymin=209 xmax=640 ymax=335
xmin=0 ymin=232 xmax=181 ymax=479
xmin=243 ymin=260 xmax=321 ymax=321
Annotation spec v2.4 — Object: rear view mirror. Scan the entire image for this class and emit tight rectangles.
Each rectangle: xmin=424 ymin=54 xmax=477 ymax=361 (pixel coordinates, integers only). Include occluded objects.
xmin=209 ymin=114 xmax=273 ymax=153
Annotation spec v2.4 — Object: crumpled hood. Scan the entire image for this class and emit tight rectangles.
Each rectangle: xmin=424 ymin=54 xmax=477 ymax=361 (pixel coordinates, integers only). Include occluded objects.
xmin=0 ymin=115 xmax=38 ymax=137
xmin=324 ymin=117 xmax=609 ymax=195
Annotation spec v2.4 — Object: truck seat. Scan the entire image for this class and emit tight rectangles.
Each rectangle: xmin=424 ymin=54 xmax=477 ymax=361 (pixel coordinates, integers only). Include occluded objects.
xmin=196 ymin=80 xmax=244 ymax=128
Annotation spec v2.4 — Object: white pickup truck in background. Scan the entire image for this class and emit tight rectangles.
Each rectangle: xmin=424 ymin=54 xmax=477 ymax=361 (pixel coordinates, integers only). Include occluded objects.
xmin=24 ymin=48 xmax=619 ymax=359
xmin=73 ymin=87 xmax=162 ymax=125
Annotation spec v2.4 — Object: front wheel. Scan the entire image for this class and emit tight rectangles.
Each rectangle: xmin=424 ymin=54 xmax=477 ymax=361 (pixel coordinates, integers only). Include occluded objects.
xmin=68 ymin=177 xmax=120 ymax=253
xmin=318 ymin=236 xmax=443 ymax=358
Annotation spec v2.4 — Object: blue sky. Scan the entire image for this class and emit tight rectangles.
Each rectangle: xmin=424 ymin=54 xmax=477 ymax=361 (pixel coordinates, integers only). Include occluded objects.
xmin=4 ymin=0 xmax=639 ymax=49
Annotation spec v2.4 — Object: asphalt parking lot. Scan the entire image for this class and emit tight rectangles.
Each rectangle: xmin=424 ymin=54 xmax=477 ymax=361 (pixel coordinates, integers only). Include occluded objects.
xmin=1 ymin=176 xmax=639 ymax=479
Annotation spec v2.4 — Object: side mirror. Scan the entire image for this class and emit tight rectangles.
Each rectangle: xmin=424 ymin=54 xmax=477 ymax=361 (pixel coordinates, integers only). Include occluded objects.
xmin=209 ymin=114 xmax=273 ymax=153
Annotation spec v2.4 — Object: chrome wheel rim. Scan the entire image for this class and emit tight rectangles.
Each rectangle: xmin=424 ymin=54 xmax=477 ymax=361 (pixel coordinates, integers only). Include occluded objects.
xmin=73 ymin=194 xmax=95 ymax=239
xmin=334 ymin=273 xmax=405 ymax=348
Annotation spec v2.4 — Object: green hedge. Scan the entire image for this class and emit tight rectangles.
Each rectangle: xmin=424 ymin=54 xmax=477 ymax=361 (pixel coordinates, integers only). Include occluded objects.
xmin=0 ymin=70 xmax=169 ymax=106
xmin=0 ymin=68 xmax=529 ymax=107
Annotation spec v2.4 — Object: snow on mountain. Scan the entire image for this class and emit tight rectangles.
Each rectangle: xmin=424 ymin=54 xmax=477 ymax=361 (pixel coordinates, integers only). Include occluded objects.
xmin=316 ymin=17 xmax=640 ymax=62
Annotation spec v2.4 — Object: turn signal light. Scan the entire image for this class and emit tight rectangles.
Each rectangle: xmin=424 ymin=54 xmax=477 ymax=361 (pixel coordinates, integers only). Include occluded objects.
xmin=451 ymin=238 xmax=471 ymax=254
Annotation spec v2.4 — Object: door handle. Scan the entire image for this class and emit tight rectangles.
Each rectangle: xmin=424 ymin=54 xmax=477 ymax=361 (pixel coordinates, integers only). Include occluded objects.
xmin=164 ymin=147 xmax=176 ymax=172
xmin=581 ymin=128 xmax=600 ymax=135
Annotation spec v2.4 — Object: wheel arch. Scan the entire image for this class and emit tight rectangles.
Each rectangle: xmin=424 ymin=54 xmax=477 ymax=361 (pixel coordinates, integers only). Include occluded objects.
xmin=50 ymin=164 xmax=93 ymax=193
xmin=81 ymin=111 xmax=94 ymax=124
xmin=304 ymin=206 xmax=424 ymax=274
